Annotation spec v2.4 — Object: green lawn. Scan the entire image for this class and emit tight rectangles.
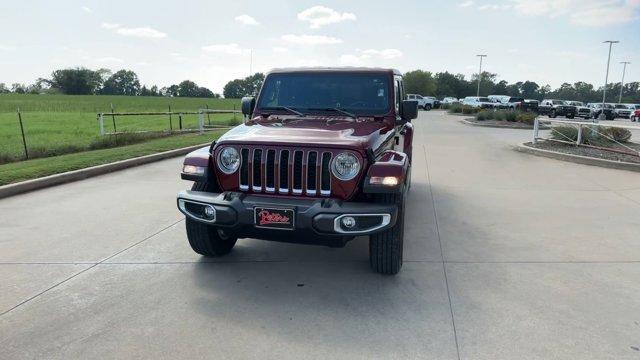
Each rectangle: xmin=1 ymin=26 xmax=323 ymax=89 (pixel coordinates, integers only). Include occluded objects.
xmin=0 ymin=94 xmax=240 ymax=161
xmin=0 ymin=131 xmax=223 ymax=186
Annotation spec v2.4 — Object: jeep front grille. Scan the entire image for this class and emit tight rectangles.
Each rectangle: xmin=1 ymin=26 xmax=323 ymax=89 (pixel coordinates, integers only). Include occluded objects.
xmin=238 ymin=147 xmax=332 ymax=196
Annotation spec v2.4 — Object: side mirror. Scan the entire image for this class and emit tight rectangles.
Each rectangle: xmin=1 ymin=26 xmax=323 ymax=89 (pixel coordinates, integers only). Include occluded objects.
xmin=400 ymin=100 xmax=418 ymax=122
xmin=241 ymin=96 xmax=255 ymax=117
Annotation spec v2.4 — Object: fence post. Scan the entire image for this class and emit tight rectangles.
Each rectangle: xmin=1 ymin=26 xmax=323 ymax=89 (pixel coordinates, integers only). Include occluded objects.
xmin=179 ymin=113 xmax=183 ymax=130
xmin=99 ymin=113 xmax=105 ymax=136
xmin=17 ymin=108 xmax=29 ymax=160
xmin=110 ymin=103 xmax=117 ymax=133
xmin=205 ymin=104 xmax=211 ymax=125
xmin=576 ymin=124 xmax=582 ymax=145
xmin=532 ymin=117 xmax=539 ymax=144
xmin=233 ymin=104 xmax=237 ymax=122
xmin=168 ymin=105 xmax=173 ymax=131
xmin=198 ymin=111 xmax=204 ymax=134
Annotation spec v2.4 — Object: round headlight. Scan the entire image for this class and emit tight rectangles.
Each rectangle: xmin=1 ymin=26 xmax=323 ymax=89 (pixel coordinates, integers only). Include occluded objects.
xmin=217 ymin=147 xmax=240 ymax=174
xmin=331 ymin=152 xmax=360 ymax=181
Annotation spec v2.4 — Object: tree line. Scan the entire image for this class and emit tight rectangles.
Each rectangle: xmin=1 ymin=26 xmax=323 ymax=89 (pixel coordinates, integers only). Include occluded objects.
xmin=0 ymin=67 xmax=219 ymax=98
xmin=2 ymin=67 xmax=639 ymax=103
xmin=403 ymin=70 xmax=640 ymax=103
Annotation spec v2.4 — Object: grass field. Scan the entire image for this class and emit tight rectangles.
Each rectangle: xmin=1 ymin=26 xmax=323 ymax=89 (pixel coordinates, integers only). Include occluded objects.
xmin=0 ymin=131 xmax=224 ymax=186
xmin=0 ymin=94 xmax=241 ymax=162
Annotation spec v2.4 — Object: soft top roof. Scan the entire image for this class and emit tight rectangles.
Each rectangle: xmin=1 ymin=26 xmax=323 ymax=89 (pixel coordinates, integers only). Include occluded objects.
xmin=267 ymin=67 xmax=401 ymax=76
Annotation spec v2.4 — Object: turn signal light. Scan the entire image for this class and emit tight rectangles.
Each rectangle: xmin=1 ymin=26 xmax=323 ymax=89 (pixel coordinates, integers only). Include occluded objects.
xmin=182 ymin=165 xmax=206 ymax=175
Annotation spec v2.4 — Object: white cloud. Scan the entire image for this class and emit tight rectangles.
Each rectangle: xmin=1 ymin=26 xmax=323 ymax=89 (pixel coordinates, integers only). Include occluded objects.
xmin=101 ymin=23 xmax=167 ymax=38
xmin=458 ymin=1 xmax=475 ymax=7
xmin=0 ymin=44 xmax=13 ymax=51
xmin=340 ymin=48 xmax=403 ymax=65
xmin=510 ymin=0 xmax=640 ymax=27
xmin=94 ymin=56 xmax=124 ymax=63
xmin=101 ymin=22 xmax=121 ymax=30
xmin=234 ymin=14 xmax=259 ymax=26
xmin=202 ymin=43 xmax=248 ymax=55
xmin=281 ymin=34 xmax=343 ymax=45
xmin=82 ymin=6 xmax=92 ymax=13
xmin=297 ymin=6 xmax=356 ymax=28
xmin=272 ymin=46 xmax=289 ymax=53
xmin=478 ymin=4 xmax=512 ymax=10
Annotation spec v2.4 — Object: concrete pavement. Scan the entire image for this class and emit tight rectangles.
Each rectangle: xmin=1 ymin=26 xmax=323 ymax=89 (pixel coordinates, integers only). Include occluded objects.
xmin=1 ymin=111 xmax=639 ymax=359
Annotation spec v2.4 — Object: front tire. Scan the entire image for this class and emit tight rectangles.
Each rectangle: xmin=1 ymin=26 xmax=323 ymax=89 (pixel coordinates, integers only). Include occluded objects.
xmin=549 ymin=109 xmax=557 ymax=118
xmin=369 ymin=191 xmax=406 ymax=275
xmin=424 ymin=104 xmax=432 ymax=111
xmin=185 ymin=182 xmax=238 ymax=256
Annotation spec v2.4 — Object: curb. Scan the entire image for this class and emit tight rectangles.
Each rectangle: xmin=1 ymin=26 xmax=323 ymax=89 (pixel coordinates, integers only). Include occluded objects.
xmin=0 ymin=143 xmax=209 ymax=199
xmin=461 ymin=119 xmax=546 ymax=130
xmin=514 ymin=143 xmax=640 ymax=173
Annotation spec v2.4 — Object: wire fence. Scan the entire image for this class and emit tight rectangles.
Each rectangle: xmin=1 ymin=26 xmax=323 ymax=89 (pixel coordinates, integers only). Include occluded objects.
xmin=1 ymin=106 xmax=241 ymax=164
xmin=532 ymin=117 xmax=640 ymax=160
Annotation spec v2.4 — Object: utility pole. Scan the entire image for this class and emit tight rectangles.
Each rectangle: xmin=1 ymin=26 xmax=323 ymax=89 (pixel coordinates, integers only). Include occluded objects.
xmin=600 ymin=40 xmax=619 ymax=120
xmin=476 ymin=54 xmax=487 ymax=97
xmin=618 ymin=61 xmax=630 ymax=104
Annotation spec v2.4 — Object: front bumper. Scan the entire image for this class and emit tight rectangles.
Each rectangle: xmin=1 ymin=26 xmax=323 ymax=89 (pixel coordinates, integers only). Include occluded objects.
xmin=177 ymin=190 xmax=398 ymax=244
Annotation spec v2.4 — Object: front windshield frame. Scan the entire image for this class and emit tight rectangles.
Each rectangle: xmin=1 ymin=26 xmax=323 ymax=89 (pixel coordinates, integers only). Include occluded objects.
xmin=256 ymin=72 xmax=392 ymax=116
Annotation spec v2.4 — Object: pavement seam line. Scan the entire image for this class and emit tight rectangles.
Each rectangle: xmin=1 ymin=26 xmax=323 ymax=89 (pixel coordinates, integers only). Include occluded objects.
xmin=422 ymin=141 xmax=462 ymax=360
xmin=0 ymin=219 xmax=182 ymax=318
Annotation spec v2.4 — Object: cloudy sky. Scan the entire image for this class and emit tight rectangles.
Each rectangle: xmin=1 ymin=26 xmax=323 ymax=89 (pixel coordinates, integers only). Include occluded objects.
xmin=1 ymin=0 xmax=639 ymax=93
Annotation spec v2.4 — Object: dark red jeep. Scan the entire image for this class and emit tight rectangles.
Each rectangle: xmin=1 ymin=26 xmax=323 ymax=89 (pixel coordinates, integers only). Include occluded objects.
xmin=177 ymin=67 xmax=418 ymax=274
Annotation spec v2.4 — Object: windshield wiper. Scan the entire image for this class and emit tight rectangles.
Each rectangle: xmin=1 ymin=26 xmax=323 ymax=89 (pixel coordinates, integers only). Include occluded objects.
xmin=261 ymin=106 xmax=305 ymax=117
xmin=307 ymin=107 xmax=356 ymax=119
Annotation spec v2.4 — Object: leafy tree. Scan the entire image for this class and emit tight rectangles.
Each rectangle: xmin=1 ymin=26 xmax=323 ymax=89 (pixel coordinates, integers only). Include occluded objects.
xmin=520 ymin=81 xmax=539 ymax=99
xmin=101 ymin=69 xmax=141 ymax=96
xmin=403 ymin=70 xmax=436 ymax=96
xmin=44 ymin=67 xmax=104 ymax=94
xmin=11 ymin=83 xmax=26 ymax=94
xmin=0 ymin=83 xmax=9 ymax=93
xmin=223 ymin=73 xmax=265 ymax=99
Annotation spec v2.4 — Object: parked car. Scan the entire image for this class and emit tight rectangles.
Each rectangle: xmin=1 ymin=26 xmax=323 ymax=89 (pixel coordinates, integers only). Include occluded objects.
xmin=631 ymin=108 xmax=640 ymax=122
xmin=441 ymin=97 xmax=459 ymax=104
xmin=177 ymin=67 xmax=418 ymax=275
xmin=497 ymin=96 xmax=538 ymax=112
xmin=538 ymin=99 xmax=576 ymax=118
xmin=407 ymin=94 xmax=437 ymax=110
xmin=462 ymin=96 xmax=496 ymax=109
xmin=611 ymin=103 xmax=633 ymax=119
xmin=488 ymin=95 xmax=510 ymax=109
xmin=565 ymin=101 xmax=590 ymax=119
xmin=587 ymin=103 xmax=616 ymax=120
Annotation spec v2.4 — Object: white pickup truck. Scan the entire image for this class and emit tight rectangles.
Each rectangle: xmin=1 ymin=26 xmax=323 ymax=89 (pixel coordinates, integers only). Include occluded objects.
xmin=407 ymin=94 xmax=438 ymax=110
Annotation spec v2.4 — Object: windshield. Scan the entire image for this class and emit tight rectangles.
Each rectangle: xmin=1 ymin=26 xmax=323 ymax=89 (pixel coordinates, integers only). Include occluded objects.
xmin=552 ymin=100 xmax=564 ymax=105
xmin=257 ymin=72 xmax=390 ymax=115
xmin=614 ymin=104 xmax=627 ymax=109
xmin=479 ymin=97 xmax=491 ymax=102
xmin=509 ymin=97 xmax=524 ymax=102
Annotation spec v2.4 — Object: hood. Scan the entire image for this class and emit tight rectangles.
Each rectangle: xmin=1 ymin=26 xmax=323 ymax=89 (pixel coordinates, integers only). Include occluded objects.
xmin=215 ymin=115 xmax=394 ymax=151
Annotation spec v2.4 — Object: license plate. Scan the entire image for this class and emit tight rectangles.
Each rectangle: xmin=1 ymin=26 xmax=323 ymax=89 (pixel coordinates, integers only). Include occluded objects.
xmin=254 ymin=207 xmax=295 ymax=230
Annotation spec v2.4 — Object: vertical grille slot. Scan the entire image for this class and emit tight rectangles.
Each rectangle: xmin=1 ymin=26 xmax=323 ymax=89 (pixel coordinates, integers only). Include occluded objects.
xmin=266 ymin=149 xmax=275 ymax=192
xmin=292 ymin=151 xmax=303 ymax=194
xmin=306 ymin=151 xmax=317 ymax=194
xmin=279 ymin=150 xmax=289 ymax=193
xmin=240 ymin=148 xmax=249 ymax=190
xmin=252 ymin=149 xmax=262 ymax=191
xmin=321 ymin=152 xmax=332 ymax=196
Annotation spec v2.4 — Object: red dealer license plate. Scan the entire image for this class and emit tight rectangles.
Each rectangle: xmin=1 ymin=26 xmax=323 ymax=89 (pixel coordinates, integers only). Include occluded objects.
xmin=254 ymin=207 xmax=295 ymax=230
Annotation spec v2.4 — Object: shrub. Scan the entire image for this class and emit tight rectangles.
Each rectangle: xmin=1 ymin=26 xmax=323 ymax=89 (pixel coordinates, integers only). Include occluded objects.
xmin=516 ymin=112 xmax=537 ymax=125
xmin=550 ymin=126 xmax=579 ymax=142
xmin=462 ymin=106 xmax=479 ymax=114
xmin=475 ymin=110 xmax=494 ymax=121
xmin=504 ymin=111 xmax=517 ymax=122
xmin=441 ymin=103 xmax=451 ymax=110
xmin=602 ymin=127 xmax=632 ymax=143
xmin=447 ymin=103 xmax=463 ymax=114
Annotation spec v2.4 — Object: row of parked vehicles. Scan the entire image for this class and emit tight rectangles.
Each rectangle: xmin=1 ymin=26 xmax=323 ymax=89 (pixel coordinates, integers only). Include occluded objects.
xmin=408 ymin=93 xmax=640 ymax=121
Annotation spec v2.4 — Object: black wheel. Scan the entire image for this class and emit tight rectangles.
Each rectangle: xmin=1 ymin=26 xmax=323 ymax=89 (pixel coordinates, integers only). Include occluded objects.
xmin=566 ymin=114 xmax=574 ymax=119
xmin=185 ymin=182 xmax=237 ymax=256
xmin=424 ymin=104 xmax=432 ymax=111
xmin=369 ymin=189 xmax=406 ymax=275
xmin=549 ymin=109 xmax=557 ymax=118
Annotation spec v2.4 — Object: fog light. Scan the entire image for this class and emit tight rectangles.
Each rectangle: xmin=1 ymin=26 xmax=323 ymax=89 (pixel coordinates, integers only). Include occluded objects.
xmin=203 ymin=205 xmax=215 ymax=219
xmin=369 ymin=176 xmax=399 ymax=186
xmin=341 ymin=216 xmax=356 ymax=228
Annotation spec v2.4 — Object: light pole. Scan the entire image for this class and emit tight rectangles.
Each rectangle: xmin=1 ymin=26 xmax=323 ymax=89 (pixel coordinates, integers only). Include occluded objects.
xmin=618 ymin=61 xmax=630 ymax=104
xmin=599 ymin=40 xmax=619 ymax=120
xmin=476 ymin=54 xmax=487 ymax=97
